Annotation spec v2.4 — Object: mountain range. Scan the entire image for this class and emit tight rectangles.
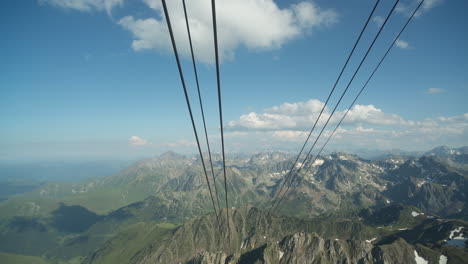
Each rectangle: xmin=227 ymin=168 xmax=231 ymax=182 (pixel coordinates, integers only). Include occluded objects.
xmin=0 ymin=146 xmax=466 ymax=263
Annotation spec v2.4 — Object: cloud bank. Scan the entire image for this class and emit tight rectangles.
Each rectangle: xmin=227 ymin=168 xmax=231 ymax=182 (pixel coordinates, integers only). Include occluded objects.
xmin=225 ymin=98 xmax=468 ymax=151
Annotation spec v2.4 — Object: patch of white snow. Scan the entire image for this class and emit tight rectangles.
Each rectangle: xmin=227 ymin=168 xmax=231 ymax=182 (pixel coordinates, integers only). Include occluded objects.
xmin=414 ymin=250 xmax=428 ymax=264
xmin=446 ymin=227 xmax=466 ymax=247
xmin=438 ymin=255 xmax=447 ymax=264
xmin=312 ymin=159 xmax=324 ymax=167
xmin=449 ymin=227 xmax=463 ymax=239
xmin=279 ymin=250 xmax=284 ymax=260
xmin=412 ymin=211 xmax=424 ymax=217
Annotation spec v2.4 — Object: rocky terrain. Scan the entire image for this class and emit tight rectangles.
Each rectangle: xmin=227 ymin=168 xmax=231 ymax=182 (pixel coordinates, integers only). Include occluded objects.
xmin=85 ymin=206 xmax=467 ymax=264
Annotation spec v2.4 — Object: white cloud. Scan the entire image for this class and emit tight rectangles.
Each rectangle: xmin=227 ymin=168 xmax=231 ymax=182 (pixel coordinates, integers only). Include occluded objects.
xmin=41 ymin=0 xmax=337 ymax=63
xmin=39 ymin=0 xmax=124 ymax=15
xmin=426 ymin=88 xmax=444 ymax=94
xmin=225 ymin=98 xmax=467 ymax=151
xmin=129 ymin=136 xmax=150 ymax=146
xmin=396 ymin=0 xmax=443 ymax=17
xmin=272 ymin=130 xmax=309 ymax=141
xmin=372 ymin=16 xmax=384 ymax=28
xmin=421 ymin=0 xmax=444 ymax=12
xmin=227 ymin=99 xmax=407 ymax=131
xmin=395 ymin=39 xmax=410 ymax=49
xmin=119 ymin=0 xmax=337 ymax=63
xmin=118 ymin=16 xmax=169 ymax=52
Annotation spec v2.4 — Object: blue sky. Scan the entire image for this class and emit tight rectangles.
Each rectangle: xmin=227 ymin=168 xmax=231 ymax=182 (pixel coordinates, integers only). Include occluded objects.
xmin=0 ymin=0 xmax=467 ymax=161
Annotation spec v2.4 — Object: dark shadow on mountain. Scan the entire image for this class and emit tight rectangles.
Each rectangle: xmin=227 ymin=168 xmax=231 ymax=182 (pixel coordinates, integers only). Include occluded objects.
xmin=51 ymin=203 xmax=103 ymax=233
xmin=8 ymin=216 xmax=47 ymax=232
xmin=360 ymin=204 xmax=404 ymax=226
xmin=238 ymin=243 xmax=267 ymax=263
xmin=107 ymin=207 xmax=134 ymax=220
xmin=64 ymin=235 xmax=89 ymax=246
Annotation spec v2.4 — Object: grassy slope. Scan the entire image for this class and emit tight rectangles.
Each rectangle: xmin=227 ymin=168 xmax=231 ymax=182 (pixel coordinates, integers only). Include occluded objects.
xmin=0 ymin=252 xmax=50 ymax=264
xmin=83 ymin=222 xmax=175 ymax=264
xmin=0 ymin=185 xmax=148 ymax=220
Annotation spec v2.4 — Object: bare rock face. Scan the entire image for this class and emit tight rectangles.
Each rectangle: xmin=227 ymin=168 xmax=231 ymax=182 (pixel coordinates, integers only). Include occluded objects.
xmin=186 ymin=251 xmax=230 ymax=264
xmin=128 ymin=207 xmax=452 ymax=264
xmin=276 ymin=232 xmax=374 ymax=264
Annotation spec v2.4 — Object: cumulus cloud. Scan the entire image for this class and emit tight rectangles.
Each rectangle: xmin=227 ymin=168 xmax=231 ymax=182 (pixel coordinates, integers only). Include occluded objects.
xmin=129 ymin=136 xmax=150 ymax=146
xmin=39 ymin=0 xmax=124 ymax=15
xmin=426 ymin=88 xmax=444 ymax=94
xmin=372 ymin=16 xmax=384 ymax=28
xmin=41 ymin=0 xmax=337 ymax=63
xmin=227 ymin=99 xmax=408 ymax=131
xmin=395 ymin=39 xmax=410 ymax=49
xmin=396 ymin=0 xmax=443 ymax=17
xmin=272 ymin=130 xmax=309 ymax=141
xmin=225 ymin=98 xmax=467 ymax=151
xmin=119 ymin=0 xmax=337 ymax=63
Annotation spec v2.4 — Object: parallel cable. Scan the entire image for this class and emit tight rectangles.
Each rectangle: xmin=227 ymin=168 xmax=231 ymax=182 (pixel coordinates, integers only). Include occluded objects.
xmin=274 ymin=0 xmax=400 ymax=212
xmin=211 ymin=0 xmax=230 ymax=241
xmin=182 ymin=0 xmax=222 ymax=214
xmin=161 ymin=0 xmax=221 ymax=228
xmin=300 ymin=0 xmax=426 ymax=186
xmin=269 ymin=0 xmax=381 ymax=212
xmin=277 ymin=0 xmax=425 ymax=212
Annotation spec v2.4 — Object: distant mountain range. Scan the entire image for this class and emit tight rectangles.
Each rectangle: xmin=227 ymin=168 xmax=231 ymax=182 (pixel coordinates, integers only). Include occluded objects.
xmin=0 ymin=146 xmax=466 ymax=263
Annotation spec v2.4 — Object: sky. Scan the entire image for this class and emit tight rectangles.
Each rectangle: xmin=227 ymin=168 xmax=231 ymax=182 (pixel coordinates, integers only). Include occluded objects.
xmin=0 ymin=0 xmax=467 ymax=161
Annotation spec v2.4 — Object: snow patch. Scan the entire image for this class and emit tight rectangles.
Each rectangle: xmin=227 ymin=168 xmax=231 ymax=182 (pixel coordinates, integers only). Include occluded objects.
xmin=365 ymin=238 xmax=377 ymax=243
xmin=386 ymin=199 xmax=390 ymax=204
xmin=279 ymin=250 xmax=284 ymax=260
xmin=412 ymin=211 xmax=424 ymax=217
xmin=338 ymin=155 xmax=348 ymax=161
xmin=414 ymin=250 xmax=428 ymax=264
xmin=449 ymin=227 xmax=463 ymax=239
xmin=439 ymin=255 xmax=447 ymax=264
xmin=312 ymin=159 xmax=324 ymax=167
xmin=446 ymin=227 xmax=466 ymax=247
